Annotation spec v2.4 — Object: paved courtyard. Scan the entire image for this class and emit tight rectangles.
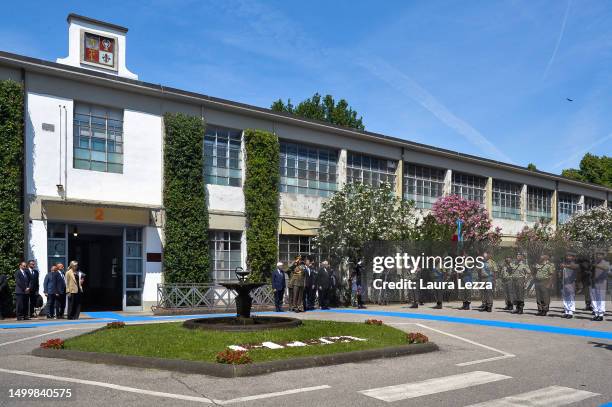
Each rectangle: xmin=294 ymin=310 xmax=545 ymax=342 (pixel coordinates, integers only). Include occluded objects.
xmin=0 ymin=300 xmax=610 ymax=406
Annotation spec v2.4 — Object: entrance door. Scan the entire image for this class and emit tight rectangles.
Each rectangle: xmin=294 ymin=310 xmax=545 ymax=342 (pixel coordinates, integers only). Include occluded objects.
xmin=68 ymin=226 xmax=123 ymax=311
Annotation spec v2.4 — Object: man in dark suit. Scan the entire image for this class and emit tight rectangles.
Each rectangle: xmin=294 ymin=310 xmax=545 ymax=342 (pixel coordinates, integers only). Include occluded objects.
xmin=15 ymin=261 xmax=31 ymax=320
xmin=55 ymin=263 xmax=66 ymax=319
xmin=317 ymin=261 xmax=331 ymax=310
xmin=0 ymin=273 xmax=10 ymax=319
xmin=27 ymin=260 xmax=40 ymax=318
xmin=303 ymin=257 xmax=317 ymax=311
xmin=272 ymin=262 xmax=286 ymax=312
xmin=43 ymin=266 xmax=61 ymax=319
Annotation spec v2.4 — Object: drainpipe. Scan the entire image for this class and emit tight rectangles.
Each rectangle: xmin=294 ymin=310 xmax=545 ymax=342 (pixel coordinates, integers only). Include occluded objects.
xmin=20 ymin=68 xmax=28 ymax=259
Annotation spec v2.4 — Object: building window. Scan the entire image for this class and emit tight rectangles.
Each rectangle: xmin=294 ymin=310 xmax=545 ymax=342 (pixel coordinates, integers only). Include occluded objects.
xmin=584 ymin=196 xmax=604 ymax=211
xmin=492 ymin=180 xmax=521 ymax=220
xmin=278 ymin=235 xmax=319 ymax=264
xmin=204 ymin=126 xmax=242 ymax=187
xmin=526 ymin=187 xmax=552 ymax=222
xmin=558 ymin=193 xmax=581 ymax=224
xmin=403 ymin=164 xmax=445 ymax=209
xmin=73 ymin=102 xmax=124 ymax=173
xmin=346 ymin=152 xmax=396 ymax=187
xmin=209 ymin=231 xmax=242 ymax=282
xmin=279 ymin=141 xmax=338 ymax=197
xmin=451 ymin=172 xmax=487 ymax=204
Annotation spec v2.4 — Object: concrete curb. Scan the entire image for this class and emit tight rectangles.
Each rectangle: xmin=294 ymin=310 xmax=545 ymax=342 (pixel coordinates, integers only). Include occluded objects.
xmin=32 ymin=342 xmax=438 ymax=378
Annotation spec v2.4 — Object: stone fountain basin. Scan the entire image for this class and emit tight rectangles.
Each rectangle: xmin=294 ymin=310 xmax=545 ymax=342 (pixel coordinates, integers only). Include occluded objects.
xmin=183 ymin=316 xmax=302 ymax=332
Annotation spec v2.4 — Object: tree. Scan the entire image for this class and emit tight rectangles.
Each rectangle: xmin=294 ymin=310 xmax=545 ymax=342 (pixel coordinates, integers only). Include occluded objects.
xmin=271 ymin=93 xmax=365 ymax=130
xmin=313 ymin=182 xmax=418 ymax=262
xmin=561 ymin=206 xmax=612 ymax=243
xmin=527 ymin=163 xmax=537 ymax=171
xmin=431 ymin=195 xmax=501 ymax=241
xmin=562 ymin=153 xmax=612 ymax=188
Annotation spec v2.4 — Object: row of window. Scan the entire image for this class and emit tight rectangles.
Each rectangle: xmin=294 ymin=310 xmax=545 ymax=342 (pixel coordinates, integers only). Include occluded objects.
xmin=72 ymin=103 xmax=608 ymax=214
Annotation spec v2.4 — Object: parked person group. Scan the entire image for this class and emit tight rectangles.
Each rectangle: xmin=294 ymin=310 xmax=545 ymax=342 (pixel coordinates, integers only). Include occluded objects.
xmin=3 ymin=260 xmax=85 ymax=321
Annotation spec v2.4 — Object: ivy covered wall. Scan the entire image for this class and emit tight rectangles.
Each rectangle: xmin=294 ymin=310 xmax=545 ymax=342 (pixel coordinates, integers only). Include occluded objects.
xmin=243 ymin=129 xmax=280 ymax=282
xmin=0 ymin=80 xmax=25 ymax=299
xmin=162 ymin=113 xmax=210 ymax=283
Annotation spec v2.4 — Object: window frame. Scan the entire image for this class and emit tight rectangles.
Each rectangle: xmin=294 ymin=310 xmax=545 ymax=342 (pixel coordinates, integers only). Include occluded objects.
xmin=73 ymin=101 xmax=124 ymax=174
xmin=346 ymin=151 xmax=396 ymax=188
xmin=403 ymin=163 xmax=445 ymax=209
xmin=279 ymin=141 xmax=338 ymax=197
xmin=492 ymin=180 xmax=522 ymax=220
xmin=451 ymin=172 xmax=487 ymax=204
xmin=208 ymin=230 xmax=242 ymax=282
xmin=203 ymin=125 xmax=242 ymax=187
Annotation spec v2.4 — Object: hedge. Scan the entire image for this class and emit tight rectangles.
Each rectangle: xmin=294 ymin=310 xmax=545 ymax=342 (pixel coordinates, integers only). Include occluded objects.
xmin=243 ymin=129 xmax=280 ymax=282
xmin=162 ymin=113 xmax=210 ymax=283
xmin=0 ymin=80 xmax=25 ymax=301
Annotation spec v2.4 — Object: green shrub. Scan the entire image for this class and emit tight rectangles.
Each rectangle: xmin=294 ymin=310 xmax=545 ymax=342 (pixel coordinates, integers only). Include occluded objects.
xmin=243 ymin=129 xmax=279 ymax=282
xmin=162 ymin=113 xmax=210 ymax=283
xmin=0 ymin=80 xmax=25 ymax=301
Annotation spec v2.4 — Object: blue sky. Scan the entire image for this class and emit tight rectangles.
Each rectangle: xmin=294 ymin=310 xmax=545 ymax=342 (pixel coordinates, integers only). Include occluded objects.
xmin=2 ymin=0 xmax=611 ymax=173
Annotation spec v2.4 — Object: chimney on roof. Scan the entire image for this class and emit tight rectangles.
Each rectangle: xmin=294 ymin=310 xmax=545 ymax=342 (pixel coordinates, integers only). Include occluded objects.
xmin=57 ymin=13 xmax=138 ymax=80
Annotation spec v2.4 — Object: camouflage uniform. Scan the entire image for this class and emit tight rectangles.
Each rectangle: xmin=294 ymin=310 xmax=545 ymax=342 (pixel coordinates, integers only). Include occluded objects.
xmin=533 ymin=260 xmax=554 ymax=315
xmin=289 ymin=264 xmax=305 ymax=312
xmin=480 ymin=259 xmax=496 ymax=312
xmin=508 ymin=259 xmax=529 ymax=314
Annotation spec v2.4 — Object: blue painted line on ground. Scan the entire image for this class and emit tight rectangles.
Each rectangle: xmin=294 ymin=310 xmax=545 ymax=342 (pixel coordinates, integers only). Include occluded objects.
xmin=0 ymin=312 xmax=241 ymax=329
xmin=599 ymin=403 xmax=612 ymax=407
xmin=315 ymin=309 xmax=612 ymax=340
xmin=82 ymin=312 xmax=123 ymax=320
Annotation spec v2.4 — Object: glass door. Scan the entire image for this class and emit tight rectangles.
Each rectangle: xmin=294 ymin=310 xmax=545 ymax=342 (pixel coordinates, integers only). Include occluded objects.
xmin=47 ymin=223 xmax=68 ymax=269
xmin=123 ymin=227 xmax=144 ymax=310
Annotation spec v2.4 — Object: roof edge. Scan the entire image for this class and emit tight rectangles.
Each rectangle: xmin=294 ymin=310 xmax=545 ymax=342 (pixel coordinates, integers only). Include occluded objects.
xmin=1 ymin=49 xmax=610 ymax=194
xmin=67 ymin=13 xmax=128 ymax=33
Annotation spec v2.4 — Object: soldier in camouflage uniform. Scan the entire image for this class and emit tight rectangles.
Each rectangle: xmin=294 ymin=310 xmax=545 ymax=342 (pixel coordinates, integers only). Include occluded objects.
xmin=479 ymin=252 xmax=496 ymax=312
xmin=289 ymin=256 xmax=305 ymax=312
xmin=508 ymin=253 xmax=530 ymax=314
xmin=500 ymin=256 xmax=514 ymax=310
xmin=533 ymin=253 xmax=554 ymax=316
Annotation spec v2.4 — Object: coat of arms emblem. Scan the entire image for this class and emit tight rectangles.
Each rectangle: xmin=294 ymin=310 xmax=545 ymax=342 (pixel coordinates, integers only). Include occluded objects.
xmin=83 ymin=32 xmax=115 ymax=68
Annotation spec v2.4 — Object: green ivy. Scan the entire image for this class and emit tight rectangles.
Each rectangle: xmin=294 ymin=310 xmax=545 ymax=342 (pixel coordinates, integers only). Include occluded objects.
xmin=243 ymin=129 xmax=280 ymax=282
xmin=162 ymin=113 xmax=210 ymax=283
xmin=0 ymin=80 xmax=24 ymax=300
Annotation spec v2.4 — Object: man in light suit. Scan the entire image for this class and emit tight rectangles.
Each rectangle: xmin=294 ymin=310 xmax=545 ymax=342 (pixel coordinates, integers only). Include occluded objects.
xmin=15 ymin=261 xmax=31 ymax=320
xmin=272 ymin=262 xmax=286 ymax=312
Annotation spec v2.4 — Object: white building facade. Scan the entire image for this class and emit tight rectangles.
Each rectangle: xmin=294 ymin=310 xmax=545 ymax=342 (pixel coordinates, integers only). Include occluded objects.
xmin=0 ymin=14 xmax=610 ymax=311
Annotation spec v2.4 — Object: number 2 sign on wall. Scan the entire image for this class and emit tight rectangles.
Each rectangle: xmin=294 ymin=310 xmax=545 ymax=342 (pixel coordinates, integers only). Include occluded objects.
xmin=95 ymin=208 xmax=105 ymax=221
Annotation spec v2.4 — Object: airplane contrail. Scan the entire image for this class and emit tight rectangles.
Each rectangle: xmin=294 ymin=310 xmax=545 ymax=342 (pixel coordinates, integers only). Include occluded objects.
xmin=543 ymin=0 xmax=572 ymax=80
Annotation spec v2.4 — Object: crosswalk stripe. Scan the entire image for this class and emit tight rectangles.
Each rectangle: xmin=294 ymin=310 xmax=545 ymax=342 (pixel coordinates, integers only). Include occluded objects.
xmin=359 ymin=371 xmax=511 ymax=402
xmin=464 ymin=385 xmax=600 ymax=407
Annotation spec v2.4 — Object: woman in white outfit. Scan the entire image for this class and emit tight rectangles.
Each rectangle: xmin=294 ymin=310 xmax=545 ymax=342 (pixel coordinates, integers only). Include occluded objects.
xmin=560 ymin=252 xmax=579 ymax=319
xmin=591 ymin=250 xmax=609 ymax=321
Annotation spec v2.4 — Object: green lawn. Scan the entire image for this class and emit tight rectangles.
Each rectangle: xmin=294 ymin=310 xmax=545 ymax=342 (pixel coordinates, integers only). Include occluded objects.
xmin=64 ymin=320 xmax=409 ymax=363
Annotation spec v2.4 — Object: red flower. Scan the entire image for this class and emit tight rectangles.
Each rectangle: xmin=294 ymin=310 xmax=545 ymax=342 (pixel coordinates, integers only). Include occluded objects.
xmin=40 ymin=338 xmax=64 ymax=349
xmin=216 ymin=349 xmax=252 ymax=364
xmin=406 ymin=332 xmax=429 ymax=344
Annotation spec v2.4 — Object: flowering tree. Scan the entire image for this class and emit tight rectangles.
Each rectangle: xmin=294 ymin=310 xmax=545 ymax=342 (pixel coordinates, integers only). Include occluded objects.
xmin=314 ymin=182 xmax=419 ymax=263
xmin=561 ymin=206 xmax=612 ymax=243
xmin=431 ymin=195 xmax=500 ymax=241
xmin=516 ymin=219 xmax=560 ymax=265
